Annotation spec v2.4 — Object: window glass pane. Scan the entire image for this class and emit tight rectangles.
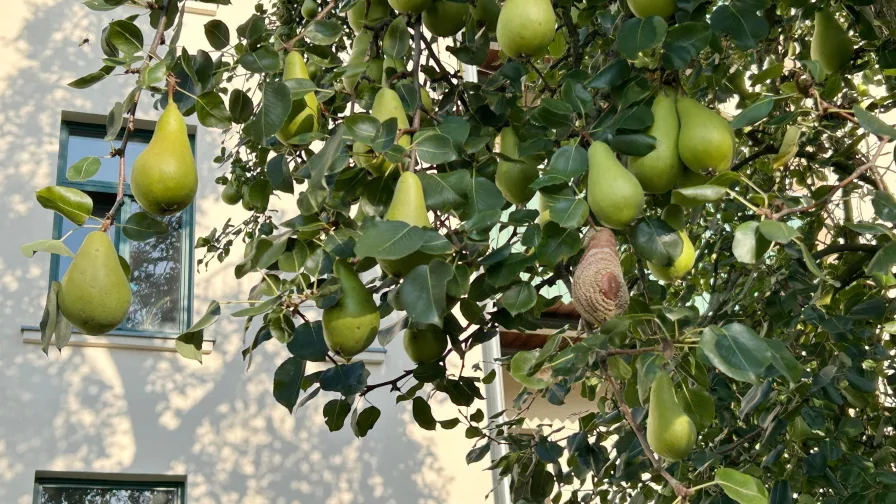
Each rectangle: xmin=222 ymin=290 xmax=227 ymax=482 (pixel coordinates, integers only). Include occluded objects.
xmin=65 ymin=131 xmax=149 ymax=185
xmin=57 ymin=193 xmax=116 ymax=280
xmin=37 ymin=482 xmax=179 ymax=504
xmin=122 ymin=203 xmax=185 ymax=333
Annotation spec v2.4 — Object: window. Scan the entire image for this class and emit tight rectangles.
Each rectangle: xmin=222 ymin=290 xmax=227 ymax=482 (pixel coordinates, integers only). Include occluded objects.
xmin=50 ymin=121 xmax=195 ymax=335
xmin=34 ymin=477 xmax=184 ymax=504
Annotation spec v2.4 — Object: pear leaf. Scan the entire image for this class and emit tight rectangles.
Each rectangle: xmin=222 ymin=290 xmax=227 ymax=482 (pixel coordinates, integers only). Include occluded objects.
xmin=853 ymin=106 xmax=896 ymax=138
xmin=617 ymin=16 xmax=668 ymax=60
xmin=499 ymin=282 xmax=537 ymax=315
xmin=345 ymin=114 xmax=382 ymax=145
xmin=67 ymin=157 xmax=102 ymax=182
xmin=238 ymin=45 xmax=281 ymax=73
xmin=632 ymin=218 xmax=682 ymax=267
xmin=700 ymin=323 xmax=772 ymax=384
xmin=732 ymin=221 xmax=772 ymax=264
xmin=384 ymin=17 xmax=410 ymax=60
xmin=272 ymin=356 xmax=306 ymax=413
xmin=196 ymin=91 xmax=233 ymax=129
xmin=35 ymin=186 xmax=94 ymax=226
xmin=399 ymin=259 xmax=453 ymax=327
xmin=730 ymin=97 xmax=774 ymax=129
xmin=204 ymin=19 xmax=230 ymax=50
xmin=715 ymin=468 xmax=769 ymax=504
xmin=39 ymin=282 xmax=61 ymax=356
xmin=355 ymin=220 xmax=426 ymax=260
xmin=244 ymin=81 xmax=291 ymax=143
xmin=21 ymin=240 xmax=74 ymax=258
xmin=351 ymin=405 xmax=381 ymax=438
xmin=323 ymin=398 xmax=351 ymax=431
xmin=122 ymin=211 xmax=168 ymax=242
xmin=710 ymin=4 xmax=769 ymax=50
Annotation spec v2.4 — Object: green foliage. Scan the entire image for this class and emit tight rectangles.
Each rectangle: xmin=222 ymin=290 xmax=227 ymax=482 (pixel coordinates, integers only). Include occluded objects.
xmin=28 ymin=0 xmax=896 ymax=502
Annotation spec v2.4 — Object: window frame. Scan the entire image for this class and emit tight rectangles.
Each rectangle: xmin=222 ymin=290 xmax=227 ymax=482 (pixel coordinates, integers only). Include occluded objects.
xmin=49 ymin=120 xmax=196 ymax=337
xmin=33 ymin=476 xmax=185 ymax=504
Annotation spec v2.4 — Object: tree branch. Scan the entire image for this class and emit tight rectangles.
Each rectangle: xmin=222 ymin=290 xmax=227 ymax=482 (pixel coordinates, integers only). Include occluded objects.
xmin=772 ymin=140 xmax=889 ymax=220
xmin=282 ymin=0 xmax=340 ymax=51
xmin=813 ymin=242 xmax=880 ymax=259
xmin=730 ymin=144 xmax=776 ymax=172
xmin=100 ymin=0 xmax=173 ymax=232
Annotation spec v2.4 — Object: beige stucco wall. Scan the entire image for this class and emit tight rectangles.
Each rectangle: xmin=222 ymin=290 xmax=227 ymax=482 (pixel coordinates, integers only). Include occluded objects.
xmin=0 ymin=2 xmax=494 ymax=503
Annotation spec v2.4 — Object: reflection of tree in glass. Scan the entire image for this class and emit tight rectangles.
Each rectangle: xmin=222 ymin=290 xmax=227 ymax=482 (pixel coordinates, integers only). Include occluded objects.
xmin=39 ymin=486 xmax=177 ymax=504
xmin=124 ymin=208 xmax=183 ymax=334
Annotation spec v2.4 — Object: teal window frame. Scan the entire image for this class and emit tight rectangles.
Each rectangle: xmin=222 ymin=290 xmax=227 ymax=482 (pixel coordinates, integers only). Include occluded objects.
xmin=49 ymin=120 xmax=196 ymax=337
xmin=33 ymin=476 xmax=185 ymax=504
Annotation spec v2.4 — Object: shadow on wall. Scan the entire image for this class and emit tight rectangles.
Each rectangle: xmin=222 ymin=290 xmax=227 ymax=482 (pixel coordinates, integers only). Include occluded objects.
xmin=0 ymin=3 xmax=452 ymax=503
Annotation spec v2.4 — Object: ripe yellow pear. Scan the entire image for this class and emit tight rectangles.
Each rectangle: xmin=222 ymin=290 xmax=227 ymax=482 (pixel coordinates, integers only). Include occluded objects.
xmin=811 ymin=8 xmax=853 ymax=74
xmin=473 ymin=0 xmax=500 ymax=33
xmin=58 ymin=231 xmax=132 ymax=335
xmin=647 ymin=230 xmax=695 ymax=282
xmin=347 ymin=0 xmax=391 ymax=32
xmin=379 ymin=171 xmax=435 ymax=276
xmin=676 ymin=96 xmax=735 ymax=176
xmin=496 ymin=0 xmax=556 ymax=58
xmin=130 ymin=102 xmax=197 ymax=217
xmin=647 ymin=371 xmax=697 ymax=461
xmin=343 ymin=30 xmax=373 ymax=92
xmin=423 ymin=0 xmax=469 ymax=37
xmin=403 ymin=324 xmax=449 ymax=363
xmin=628 ymin=90 xmax=683 ymax=194
xmin=322 ymin=259 xmax=381 ymax=360
xmin=627 ymin=0 xmax=675 ymax=19
xmin=277 ymin=51 xmax=319 ymax=145
xmin=586 ymin=141 xmax=645 ymax=229
xmin=388 ymin=0 xmax=431 ymax=14
xmin=352 ymin=87 xmax=412 ymax=176
xmin=496 ymin=127 xmax=539 ymax=205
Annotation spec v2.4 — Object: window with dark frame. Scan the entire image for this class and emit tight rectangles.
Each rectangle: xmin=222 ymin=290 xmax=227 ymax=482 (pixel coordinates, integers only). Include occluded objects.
xmin=34 ymin=477 xmax=185 ymax=504
xmin=50 ymin=121 xmax=195 ymax=336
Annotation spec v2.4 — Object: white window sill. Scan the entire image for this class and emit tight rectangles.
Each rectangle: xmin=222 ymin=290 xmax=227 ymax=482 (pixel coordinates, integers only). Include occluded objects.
xmin=21 ymin=326 xmax=215 ymax=355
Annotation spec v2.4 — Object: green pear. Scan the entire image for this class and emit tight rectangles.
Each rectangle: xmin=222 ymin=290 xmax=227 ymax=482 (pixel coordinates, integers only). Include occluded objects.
xmin=647 ymin=230 xmax=695 ymax=282
xmin=403 ymin=324 xmax=449 ymax=363
xmin=473 ymin=0 xmax=499 ymax=33
xmin=277 ymin=50 xmax=320 ymax=145
xmin=423 ymin=0 xmax=469 ymax=37
xmin=353 ymin=87 xmax=412 ymax=176
xmin=343 ymin=29 xmax=374 ymax=93
xmin=646 ymin=371 xmax=697 ymax=461
xmin=586 ymin=141 xmax=645 ymax=229
xmin=676 ymin=96 xmax=735 ymax=176
xmin=496 ymin=0 xmax=556 ymax=58
xmin=348 ymin=0 xmax=391 ymax=32
xmin=627 ymin=90 xmax=683 ymax=194
xmin=130 ymin=101 xmax=197 ymax=217
xmin=302 ymin=0 xmax=319 ymax=19
xmin=221 ymin=181 xmax=241 ymax=205
xmin=496 ymin=127 xmax=539 ymax=205
xmin=379 ymin=171 xmax=434 ymax=276
xmin=626 ymin=0 xmax=675 ymax=18
xmin=388 ymin=0 xmax=432 ymax=14
xmin=811 ymin=8 xmax=853 ymax=74
xmin=322 ymin=259 xmax=381 ymax=360
xmin=58 ymin=231 xmax=132 ymax=335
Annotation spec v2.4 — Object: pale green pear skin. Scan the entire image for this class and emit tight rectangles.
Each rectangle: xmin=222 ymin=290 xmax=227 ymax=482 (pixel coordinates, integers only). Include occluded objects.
xmin=626 ymin=0 xmax=676 ymax=19
xmin=348 ymin=0 xmax=391 ymax=32
xmin=496 ymin=127 xmax=539 ymax=205
xmin=58 ymin=231 xmax=132 ymax=335
xmin=811 ymin=8 xmax=853 ymax=74
xmin=586 ymin=141 xmax=645 ymax=229
xmin=473 ymin=0 xmax=500 ymax=33
xmin=322 ymin=260 xmax=381 ymax=360
xmin=277 ymin=51 xmax=319 ymax=145
xmin=130 ymin=102 xmax=197 ymax=217
xmin=302 ymin=0 xmax=319 ymax=19
xmin=343 ymin=29 xmax=374 ymax=92
xmin=353 ymin=88 xmax=412 ymax=176
xmin=388 ymin=0 xmax=432 ymax=14
xmin=379 ymin=172 xmax=434 ymax=276
xmin=403 ymin=325 xmax=449 ymax=363
xmin=628 ymin=91 xmax=683 ymax=194
xmin=423 ymin=0 xmax=469 ymax=37
xmin=647 ymin=230 xmax=695 ymax=282
xmin=647 ymin=371 xmax=697 ymax=461
xmin=496 ymin=0 xmax=556 ymax=58
xmin=676 ymin=96 xmax=735 ymax=175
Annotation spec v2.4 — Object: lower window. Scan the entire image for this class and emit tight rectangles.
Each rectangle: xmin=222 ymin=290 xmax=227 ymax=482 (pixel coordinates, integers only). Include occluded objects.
xmin=34 ymin=477 xmax=184 ymax=504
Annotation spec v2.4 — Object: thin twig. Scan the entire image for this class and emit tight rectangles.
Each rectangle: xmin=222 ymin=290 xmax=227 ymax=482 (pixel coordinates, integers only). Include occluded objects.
xmin=772 ymin=140 xmax=889 ymax=220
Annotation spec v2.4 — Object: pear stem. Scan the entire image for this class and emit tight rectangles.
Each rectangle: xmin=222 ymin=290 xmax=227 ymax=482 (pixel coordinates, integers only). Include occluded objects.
xmin=100 ymin=0 xmax=173 ymax=232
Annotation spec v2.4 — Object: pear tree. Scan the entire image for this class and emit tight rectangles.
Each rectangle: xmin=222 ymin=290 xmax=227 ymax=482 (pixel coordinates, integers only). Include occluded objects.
xmin=22 ymin=0 xmax=896 ymax=502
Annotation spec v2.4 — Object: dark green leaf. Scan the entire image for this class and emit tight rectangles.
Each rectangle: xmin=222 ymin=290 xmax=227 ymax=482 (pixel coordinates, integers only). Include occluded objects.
xmin=384 ymin=17 xmax=410 ymax=60
xmin=586 ymin=59 xmax=631 ymax=89
xmin=196 ymin=91 xmax=232 ymax=129
xmin=266 ymin=154 xmax=294 ymax=194
xmin=320 ymin=361 xmax=368 ymax=396
xmin=35 ymin=186 xmax=93 ymax=226
xmin=701 ymin=323 xmax=772 ymax=384
xmin=715 ymin=467 xmax=769 ymax=504
xmin=730 ymin=98 xmax=774 ymax=129
xmin=287 ymin=321 xmax=329 ymax=362
xmin=710 ymin=4 xmax=769 ymax=50
xmin=412 ymin=396 xmax=437 ymax=430
xmin=632 ymin=217 xmax=682 ymax=266
xmin=415 ymin=132 xmax=457 ymax=165
xmin=228 ymin=89 xmax=254 ymax=124
xmin=546 ymin=145 xmax=588 ymax=180
xmin=872 ymin=191 xmax=896 ymax=222
xmin=122 ymin=211 xmax=168 ymax=242
xmin=617 ymin=16 xmax=668 ymax=60
xmin=355 ymin=220 xmax=426 ymax=259
xmin=244 ymin=81 xmax=291 ymax=143
xmin=239 ymin=45 xmax=281 ymax=73
xmin=204 ymin=19 xmax=230 ymax=49
xmin=758 ymin=220 xmax=798 ymax=243
xmin=399 ymin=259 xmax=454 ymax=327
xmin=323 ymin=398 xmax=351 ymax=431
xmin=853 ymin=106 xmax=896 ymax=138
xmin=39 ymin=282 xmax=60 ymax=356
xmin=273 ymin=356 xmax=306 ymax=412
xmin=304 ymin=19 xmax=343 ymax=45
xmin=345 ymin=114 xmax=381 ymax=145
xmin=499 ymin=283 xmax=537 ymax=315
xmin=765 ymin=339 xmax=802 ymax=384
xmin=108 ymin=20 xmax=143 ymax=55
xmin=732 ymin=221 xmax=771 ymax=264
xmin=608 ymin=133 xmax=656 ymax=156
xmin=351 ymin=405 xmax=381 ymax=438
